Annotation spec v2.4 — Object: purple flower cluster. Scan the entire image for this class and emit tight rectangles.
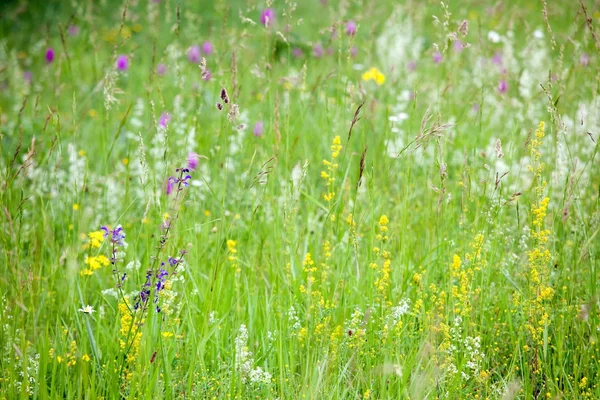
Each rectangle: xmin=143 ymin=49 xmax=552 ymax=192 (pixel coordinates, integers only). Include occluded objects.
xmin=101 ymin=225 xmax=126 ymax=265
xmin=166 ymin=168 xmax=192 ymax=195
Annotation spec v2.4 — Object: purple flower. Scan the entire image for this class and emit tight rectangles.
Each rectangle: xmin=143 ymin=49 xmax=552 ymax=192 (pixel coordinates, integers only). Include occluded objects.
xmin=157 ymin=63 xmax=167 ymax=75
xmin=116 ymin=55 xmax=129 ymax=71
xmin=68 ymin=25 xmax=79 ymax=36
xmin=350 ymin=46 xmax=358 ymax=58
xmin=101 ymin=225 xmax=126 ymax=246
xmin=188 ymin=45 xmax=201 ymax=63
xmin=292 ymin=48 xmax=303 ymax=58
xmin=498 ymin=79 xmax=508 ymax=94
xmin=313 ymin=43 xmax=324 ymax=58
xmin=159 ymin=112 xmax=171 ymax=128
xmin=260 ymin=8 xmax=275 ymax=27
xmin=253 ymin=121 xmax=264 ymax=137
xmin=23 ymin=71 xmax=32 ymax=83
xmin=202 ymin=41 xmax=213 ymax=55
xmin=166 ymin=168 xmax=193 ymax=196
xmin=346 ymin=20 xmax=357 ymax=36
xmin=433 ymin=51 xmax=442 ymax=64
xmin=187 ymin=152 xmax=199 ymax=170
xmin=45 ymin=48 xmax=55 ymax=63
xmin=580 ymin=53 xmax=590 ymax=67
xmin=203 ymin=69 xmax=211 ymax=81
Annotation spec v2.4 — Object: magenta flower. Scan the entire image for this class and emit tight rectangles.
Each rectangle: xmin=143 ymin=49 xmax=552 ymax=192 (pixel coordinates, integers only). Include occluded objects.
xmin=498 ymin=79 xmax=507 ymax=94
xmin=346 ymin=20 xmax=357 ymax=36
xmin=202 ymin=41 xmax=213 ymax=55
xmin=253 ymin=121 xmax=264 ymax=137
xmin=188 ymin=45 xmax=201 ymax=63
xmin=45 ymin=48 xmax=55 ymax=63
xmin=292 ymin=48 xmax=303 ymax=58
xmin=157 ymin=63 xmax=167 ymax=75
xmin=433 ymin=51 xmax=442 ymax=64
xmin=116 ymin=55 xmax=129 ymax=71
xmin=313 ymin=43 xmax=324 ymax=58
xmin=260 ymin=8 xmax=275 ymax=27
xmin=580 ymin=53 xmax=590 ymax=66
xmin=187 ymin=152 xmax=199 ymax=170
xmin=159 ymin=112 xmax=171 ymax=128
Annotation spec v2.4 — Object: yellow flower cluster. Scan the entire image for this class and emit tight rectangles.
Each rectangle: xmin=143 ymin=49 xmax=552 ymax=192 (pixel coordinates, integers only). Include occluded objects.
xmin=361 ymin=67 xmax=386 ymax=86
xmin=85 ymin=230 xmax=104 ymax=249
xmin=227 ymin=240 xmax=240 ymax=273
xmin=524 ymin=121 xmax=554 ymax=353
xmin=54 ymin=340 xmax=78 ymax=367
xmin=371 ymin=215 xmax=392 ymax=304
xmin=322 ymin=136 xmax=342 ymax=203
xmin=119 ymin=300 xmax=142 ymax=365
xmin=80 ymin=254 xmax=110 ymax=276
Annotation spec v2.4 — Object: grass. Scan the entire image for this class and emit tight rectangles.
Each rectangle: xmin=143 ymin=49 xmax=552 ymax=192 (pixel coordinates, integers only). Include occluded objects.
xmin=1 ymin=0 xmax=600 ymax=398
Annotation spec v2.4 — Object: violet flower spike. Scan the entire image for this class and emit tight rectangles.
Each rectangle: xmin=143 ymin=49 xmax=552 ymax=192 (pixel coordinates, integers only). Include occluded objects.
xmin=260 ymin=8 xmax=275 ymax=27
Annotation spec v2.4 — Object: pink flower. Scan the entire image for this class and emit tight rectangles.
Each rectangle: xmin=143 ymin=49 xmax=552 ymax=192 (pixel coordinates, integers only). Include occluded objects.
xmin=202 ymin=41 xmax=213 ymax=55
xmin=580 ymin=53 xmax=590 ymax=66
xmin=187 ymin=152 xmax=199 ymax=170
xmin=346 ymin=20 xmax=357 ymax=36
xmin=159 ymin=112 xmax=171 ymax=128
xmin=157 ymin=63 xmax=167 ymax=75
xmin=433 ymin=51 xmax=442 ymax=64
xmin=313 ymin=43 xmax=324 ymax=58
xmin=24 ymin=71 xmax=32 ymax=83
xmin=188 ymin=45 xmax=201 ymax=63
xmin=68 ymin=25 xmax=79 ymax=36
xmin=292 ymin=48 xmax=303 ymax=58
xmin=45 ymin=48 xmax=55 ymax=63
xmin=498 ymin=79 xmax=507 ymax=94
xmin=253 ymin=121 xmax=264 ymax=137
xmin=260 ymin=8 xmax=275 ymax=27
xmin=116 ymin=55 xmax=129 ymax=71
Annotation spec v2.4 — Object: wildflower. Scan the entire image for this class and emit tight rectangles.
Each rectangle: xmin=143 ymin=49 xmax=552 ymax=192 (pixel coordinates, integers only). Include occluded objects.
xmin=78 ymin=305 xmax=95 ymax=314
xmin=433 ymin=51 xmax=442 ymax=64
xmin=492 ymin=52 xmax=503 ymax=65
xmin=156 ymin=63 xmax=167 ymax=75
xmin=159 ymin=112 xmax=171 ymax=128
xmin=68 ymin=25 xmax=79 ymax=36
xmin=253 ymin=121 xmax=264 ymax=137
xmin=453 ymin=40 xmax=465 ymax=52
xmin=260 ymin=8 xmax=275 ymax=27
xmin=81 ymin=354 xmax=90 ymax=362
xmin=101 ymin=225 xmax=126 ymax=247
xmin=73 ymin=203 xmax=80 ymax=211
xmin=23 ymin=71 xmax=32 ymax=83
xmin=361 ymin=67 xmax=385 ymax=86
xmin=313 ymin=43 xmax=324 ymax=58
xmin=346 ymin=20 xmax=357 ymax=36
xmin=87 ymin=230 xmax=104 ymax=249
xmin=116 ymin=55 xmax=129 ymax=71
xmin=350 ymin=46 xmax=358 ymax=57
xmin=487 ymin=30 xmax=501 ymax=43
xmin=188 ymin=45 xmax=201 ymax=63
xmin=498 ymin=79 xmax=507 ymax=94
xmin=187 ymin=152 xmax=199 ymax=170
xmin=202 ymin=41 xmax=213 ymax=55
xmin=292 ymin=48 xmax=303 ymax=58
xmin=45 ymin=48 xmax=55 ymax=63
xmin=580 ymin=53 xmax=590 ymax=66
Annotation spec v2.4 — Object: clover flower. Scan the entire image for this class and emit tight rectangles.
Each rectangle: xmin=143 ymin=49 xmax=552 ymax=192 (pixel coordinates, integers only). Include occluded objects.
xmin=156 ymin=63 xmax=167 ymax=75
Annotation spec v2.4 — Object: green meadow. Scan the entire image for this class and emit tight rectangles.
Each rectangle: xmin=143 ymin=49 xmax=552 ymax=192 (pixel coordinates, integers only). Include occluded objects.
xmin=1 ymin=0 xmax=599 ymax=398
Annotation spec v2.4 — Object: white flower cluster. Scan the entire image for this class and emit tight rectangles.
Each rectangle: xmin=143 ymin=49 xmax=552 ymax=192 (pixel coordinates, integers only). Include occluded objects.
xmin=234 ymin=324 xmax=272 ymax=385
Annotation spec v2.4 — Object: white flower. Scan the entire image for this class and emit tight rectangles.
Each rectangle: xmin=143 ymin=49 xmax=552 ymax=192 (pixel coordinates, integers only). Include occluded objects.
xmin=78 ymin=305 xmax=95 ymax=314
xmin=487 ymin=30 xmax=501 ymax=43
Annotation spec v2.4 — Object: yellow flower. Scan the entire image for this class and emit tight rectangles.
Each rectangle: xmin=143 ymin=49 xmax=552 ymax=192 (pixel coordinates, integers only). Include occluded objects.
xmin=72 ymin=203 xmax=80 ymax=211
xmin=82 ymin=354 xmax=91 ymax=362
xmin=87 ymin=230 xmax=104 ymax=249
xmin=361 ymin=67 xmax=385 ymax=86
